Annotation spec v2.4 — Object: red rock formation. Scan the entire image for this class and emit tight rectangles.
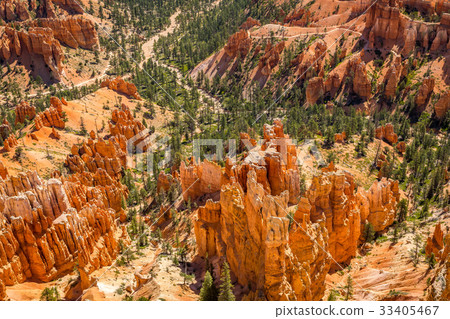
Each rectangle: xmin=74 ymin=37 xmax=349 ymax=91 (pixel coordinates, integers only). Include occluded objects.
xmin=0 ymin=279 xmax=5 ymax=300
xmin=303 ymin=165 xmax=361 ymax=265
xmin=101 ymin=77 xmax=142 ymax=100
xmin=435 ymin=90 xmax=450 ymax=119
xmin=400 ymin=0 xmax=450 ymax=15
xmin=427 ymin=233 xmax=450 ymax=300
xmin=324 ymin=53 xmax=371 ymax=100
xmin=415 ymin=77 xmax=435 ymax=112
xmin=334 ymin=133 xmax=345 ymax=143
xmin=291 ymin=40 xmax=327 ymax=81
xmin=15 ymin=101 xmax=36 ymax=124
xmin=367 ymin=0 xmax=450 ymax=55
xmin=425 ymin=223 xmax=444 ymax=260
xmin=109 ymin=104 xmax=145 ymax=140
xmin=51 ymin=127 xmax=61 ymax=140
xmin=402 ymin=26 xmax=417 ymax=55
xmin=180 ymin=159 xmax=223 ymax=201
xmin=258 ymin=41 xmax=285 ymax=76
xmin=306 ymin=77 xmax=324 ymax=105
xmin=348 ymin=54 xmax=372 ymax=99
xmin=34 ymin=97 xmax=65 ymax=130
xmin=52 ymin=0 xmax=84 ymax=14
xmin=0 ymin=26 xmax=65 ymax=80
xmin=283 ymin=8 xmax=311 ymax=27
xmin=182 ymin=119 xmax=301 ymax=204
xmin=31 ymin=16 xmax=100 ymax=50
xmin=366 ymin=0 xmax=403 ymax=48
xmin=192 ymin=121 xmax=400 ymax=300
xmin=224 ymin=30 xmax=252 ymax=59
xmin=396 ymin=141 xmax=406 ymax=153
xmin=2 ymin=134 xmax=18 ymax=152
xmin=383 ymin=53 xmax=403 ymax=99
xmin=0 ymin=171 xmax=124 ymax=288
xmin=239 ymin=132 xmax=257 ymax=153
xmin=240 ymin=17 xmax=261 ymax=30
xmin=0 ymin=0 xmax=31 ymax=21
xmin=0 ymin=1 xmax=100 ymax=81
xmin=66 ymin=138 xmax=125 ymax=180
xmin=0 ymin=119 xmax=11 ymax=139
xmin=195 ymin=170 xmax=321 ymax=300
xmin=0 ymin=160 xmax=8 ymax=179
xmin=157 ymin=171 xmax=175 ymax=193
xmin=357 ymin=177 xmax=400 ymax=232
xmin=375 ymin=123 xmax=398 ymax=145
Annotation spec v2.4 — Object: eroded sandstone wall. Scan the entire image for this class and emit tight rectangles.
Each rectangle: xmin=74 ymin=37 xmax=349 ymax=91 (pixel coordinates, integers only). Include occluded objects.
xmin=0 ymin=0 xmax=100 ymax=81
xmin=189 ymin=120 xmax=400 ymax=300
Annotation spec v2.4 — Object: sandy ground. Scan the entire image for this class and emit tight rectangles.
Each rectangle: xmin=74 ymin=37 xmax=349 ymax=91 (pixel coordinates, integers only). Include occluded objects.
xmin=1 ymin=87 xmax=172 ymax=177
xmin=325 ymin=212 xmax=450 ymax=301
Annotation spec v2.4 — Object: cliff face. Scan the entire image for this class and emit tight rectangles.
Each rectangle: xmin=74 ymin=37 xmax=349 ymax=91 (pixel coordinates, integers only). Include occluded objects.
xmin=427 ymin=233 xmax=450 ymax=301
xmin=2 ymin=134 xmax=18 ymax=152
xmin=101 ymin=77 xmax=142 ymax=100
xmin=224 ymin=30 xmax=252 ymax=59
xmin=30 ymin=16 xmax=99 ymax=50
xmin=425 ymin=223 xmax=445 ymax=260
xmin=435 ymin=90 xmax=450 ymax=119
xmin=258 ymin=41 xmax=286 ymax=76
xmin=191 ymin=120 xmax=319 ymax=300
xmin=323 ymin=53 xmax=372 ymax=101
xmin=366 ymin=0 xmax=450 ymax=55
xmin=0 ymin=0 xmax=99 ymax=81
xmin=0 ymin=95 xmax=153 ymax=299
xmin=180 ymin=159 xmax=223 ymax=202
xmin=190 ymin=120 xmax=400 ymax=300
xmin=0 ymin=170 xmax=122 ymax=294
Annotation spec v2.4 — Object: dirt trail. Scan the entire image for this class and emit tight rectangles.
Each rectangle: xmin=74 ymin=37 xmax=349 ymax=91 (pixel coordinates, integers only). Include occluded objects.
xmin=141 ymin=12 xmax=181 ymax=67
xmin=249 ymin=25 xmax=363 ymax=39
xmin=137 ymin=9 xmax=222 ymax=113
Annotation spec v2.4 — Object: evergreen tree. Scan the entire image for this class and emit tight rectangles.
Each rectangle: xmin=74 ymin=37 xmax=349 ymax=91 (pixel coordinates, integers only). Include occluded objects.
xmin=218 ymin=262 xmax=235 ymax=301
xmin=397 ymin=199 xmax=408 ymax=223
xmin=199 ymin=271 xmax=218 ymax=301
xmin=344 ymin=275 xmax=354 ymax=301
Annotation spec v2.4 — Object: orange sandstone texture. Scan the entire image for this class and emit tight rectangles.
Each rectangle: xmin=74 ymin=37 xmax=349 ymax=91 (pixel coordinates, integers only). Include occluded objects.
xmin=427 ymin=233 xmax=450 ymax=301
xmin=0 ymin=94 xmax=153 ymax=299
xmin=34 ymin=97 xmax=65 ymax=130
xmin=0 ymin=160 xmax=8 ymax=179
xmin=101 ymin=77 xmax=142 ymax=100
xmin=14 ymin=101 xmax=36 ymax=125
xmin=0 ymin=170 xmax=125 ymax=296
xmin=375 ymin=123 xmax=398 ymax=145
xmin=258 ymin=41 xmax=286 ymax=76
xmin=366 ymin=0 xmax=450 ymax=55
xmin=188 ymin=120 xmax=400 ymax=300
xmin=224 ymin=30 xmax=252 ymax=59
xmin=425 ymin=223 xmax=444 ymax=260
xmin=2 ymin=134 xmax=18 ymax=152
xmin=435 ymin=91 xmax=450 ymax=119
xmin=0 ymin=1 xmax=99 ymax=81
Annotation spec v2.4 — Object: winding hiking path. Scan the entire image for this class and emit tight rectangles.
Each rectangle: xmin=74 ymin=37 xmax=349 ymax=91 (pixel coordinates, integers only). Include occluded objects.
xmin=138 ymin=9 xmax=222 ymax=113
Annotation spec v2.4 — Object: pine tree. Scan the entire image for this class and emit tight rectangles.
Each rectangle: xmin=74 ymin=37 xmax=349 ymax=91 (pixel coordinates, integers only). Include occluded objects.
xmin=344 ymin=275 xmax=354 ymax=301
xmin=218 ymin=262 xmax=235 ymax=301
xmin=397 ymin=199 xmax=408 ymax=223
xmin=199 ymin=271 xmax=218 ymax=301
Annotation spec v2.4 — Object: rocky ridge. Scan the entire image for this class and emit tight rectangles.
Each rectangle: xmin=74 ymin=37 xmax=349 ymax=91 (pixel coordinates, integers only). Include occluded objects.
xmin=0 ymin=0 xmax=99 ymax=81
xmin=0 ymin=99 xmax=151 ymax=300
xmin=183 ymin=120 xmax=400 ymax=300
